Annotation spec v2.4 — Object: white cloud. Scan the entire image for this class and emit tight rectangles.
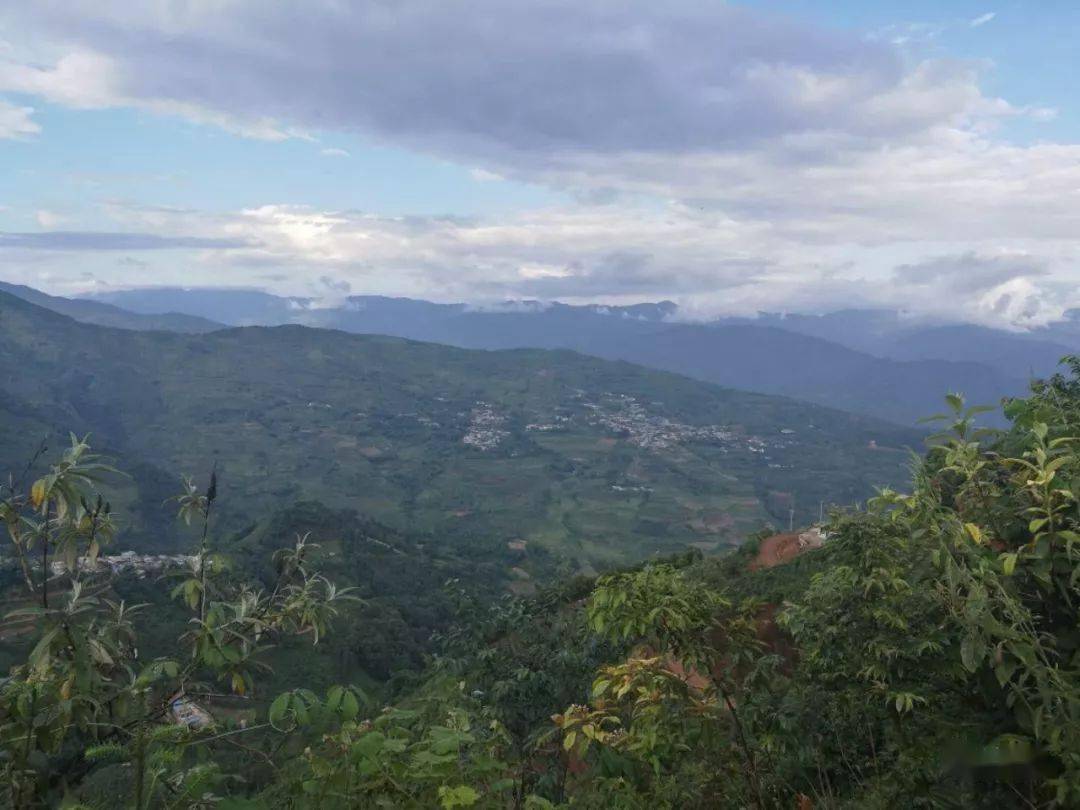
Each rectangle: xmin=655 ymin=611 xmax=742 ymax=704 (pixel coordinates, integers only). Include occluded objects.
xmin=0 ymin=2 xmax=1029 ymax=154
xmin=469 ymin=168 xmax=503 ymax=182
xmin=320 ymin=147 xmax=350 ymax=157
xmin=0 ymin=48 xmax=303 ymax=140
xmin=35 ymin=209 xmax=63 ymax=228
xmin=0 ymin=1 xmax=1076 ymax=328
xmin=0 ymin=51 xmax=119 ymax=108
xmin=2 ymin=198 xmax=1069 ymax=329
xmin=0 ymin=98 xmax=39 ymax=138
xmin=970 ymin=12 xmax=997 ymax=27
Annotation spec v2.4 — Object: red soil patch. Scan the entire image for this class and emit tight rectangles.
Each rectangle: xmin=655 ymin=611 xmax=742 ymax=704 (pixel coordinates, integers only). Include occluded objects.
xmin=749 ymin=529 xmax=823 ymax=571
xmin=750 ymin=532 xmax=802 ymax=570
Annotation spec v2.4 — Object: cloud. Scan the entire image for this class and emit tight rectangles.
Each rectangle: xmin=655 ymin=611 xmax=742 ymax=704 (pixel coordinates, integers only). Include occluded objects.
xmin=320 ymin=147 xmax=350 ymax=158
xmin=310 ymin=274 xmax=352 ymax=307
xmin=0 ymin=98 xmax=39 ymax=138
xmin=0 ymin=1 xmax=1029 ymax=157
xmin=7 ymin=199 xmax=1080 ymax=329
xmin=0 ymin=49 xmax=304 ymax=140
xmin=0 ymin=51 xmax=120 ymax=109
xmin=895 ymin=251 xmax=1048 ymax=293
xmin=0 ymin=231 xmax=251 ymax=250
xmin=35 ymin=209 xmax=64 ymax=228
xmin=869 ymin=21 xmax=947 ymax=46
xmin=892 ymin=252 xmax=1064 ymax=326
xmin=2 ymin=2 xmax=1053 ymax=229
xmin=970 ymin=12 xmax=997 ymax=27
xmin=469 ymin=168 xmax=503 ymax=182
xmin=0 ymin=2 xmax=1077 ymax=328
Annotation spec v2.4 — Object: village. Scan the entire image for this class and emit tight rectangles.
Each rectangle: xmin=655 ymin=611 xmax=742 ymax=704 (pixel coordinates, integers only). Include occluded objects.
xmin=462 ymin=391 xmax=803 ymax=456
xmin=461 ymin=401 xmax=510 ymax=450
xmin=46 ymin=550 xmax=196 ymax=579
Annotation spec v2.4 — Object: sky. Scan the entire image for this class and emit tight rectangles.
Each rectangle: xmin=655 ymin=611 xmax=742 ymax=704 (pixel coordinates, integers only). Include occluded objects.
xmin=1 ymin=1 xmax=1078 ymax=326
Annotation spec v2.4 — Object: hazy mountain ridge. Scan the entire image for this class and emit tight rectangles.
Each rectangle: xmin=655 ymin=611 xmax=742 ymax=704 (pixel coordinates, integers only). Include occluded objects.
xmin=0 ymin=282 xmax=1066 ymax=425
xmin=740 ymin=309 xmax=1076 ymax=379
xmin=83 ymin=287 xmax=1062 ymax=424
xmin=0 ymin=281 xmax=223 ymax=333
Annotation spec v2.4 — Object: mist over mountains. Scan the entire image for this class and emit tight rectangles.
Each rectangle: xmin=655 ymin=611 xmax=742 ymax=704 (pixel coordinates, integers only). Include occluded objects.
xmin=70 ymin=284 xmax=1078 ymax=426
xmin=2 ymin=280 xmax=1073 ymax=426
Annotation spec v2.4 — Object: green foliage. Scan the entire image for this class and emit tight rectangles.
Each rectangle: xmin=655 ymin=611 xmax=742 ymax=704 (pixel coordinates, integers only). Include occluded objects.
xmin=528 ymin=374 xmax=1080 ymax=807
xmin=0 ymin=443 xmax=362 ymax=808
xmin=8 ymin=326 xmax=1080 ymax=806
xmin=266 ymin=683 xmax=516 ymax=808
xmin=873 ymin=389 xmax=1080 ymax=805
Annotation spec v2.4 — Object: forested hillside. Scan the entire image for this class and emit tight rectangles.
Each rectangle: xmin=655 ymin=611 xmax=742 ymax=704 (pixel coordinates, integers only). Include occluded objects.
xmin=0 ymin=289 xmax=915 ymax=570
xmin=6 ymin=0 xmax=1079 ymax=805
xmin=82 ymin=286 xmax=1032 ymax=425
xmin=3 ymin=348 xmax=1080 ymax=806
xmin=0 ymin=282 xmax=222 ymax=334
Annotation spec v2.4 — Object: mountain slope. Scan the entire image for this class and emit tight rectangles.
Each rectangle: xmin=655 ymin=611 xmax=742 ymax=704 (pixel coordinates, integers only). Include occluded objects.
xmin=739 ymin=310 xmax=1073 ymax=380
xmin=885 ymin=325 xmax=1071 ymax=379
xmin=1 ymin=290 xmax=918 ymax=572
xmin=0 ymin=281 xmax=222 ymax=333
xmin=581 ymin=323 xmax=1028 ymax=425
xmin=87 ymin=288 xmax=1030 ymax=425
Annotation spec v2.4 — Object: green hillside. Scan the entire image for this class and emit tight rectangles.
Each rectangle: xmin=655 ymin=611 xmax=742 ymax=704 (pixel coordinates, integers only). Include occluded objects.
xmin=0 ymin=280 xmax=223 ymax=333
xmin=0 ymin=289 xmax=918 ymax=573
xmin=5 ymin=371 xmax=1080 ymax=808
xmin=8 ymin=289 xmax=1080 ymax=808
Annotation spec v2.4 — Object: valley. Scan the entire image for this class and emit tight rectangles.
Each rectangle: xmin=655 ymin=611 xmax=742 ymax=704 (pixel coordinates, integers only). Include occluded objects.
xmin=0 ymin=289 xmax=917 ymax=575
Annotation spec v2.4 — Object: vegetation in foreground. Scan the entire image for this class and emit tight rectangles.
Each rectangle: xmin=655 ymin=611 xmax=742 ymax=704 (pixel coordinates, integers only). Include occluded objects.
xmin=4 ymin=361 xmax=1080 ymax=806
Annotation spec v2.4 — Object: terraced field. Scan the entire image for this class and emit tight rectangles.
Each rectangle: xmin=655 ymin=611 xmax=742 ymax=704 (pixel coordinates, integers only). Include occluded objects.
xmin=0 ymin=289 xmax=919 ymax=576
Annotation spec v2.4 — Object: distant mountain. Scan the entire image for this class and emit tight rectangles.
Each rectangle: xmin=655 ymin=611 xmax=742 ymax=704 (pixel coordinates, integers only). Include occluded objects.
xmin=91 ymin=287 xmax=678 ymax=329
xmin=90 ymin=286 xmax=297 ymax=327
xmin=727 ymin=309 xmax=917 ymax=357
xmin=0 ymin=281 xmax=222 ymax=333
xmin=1032 ymin=309 xmax=1080 ymax=348
xmin=885 ymin=325 xmax=1071 ymax=380
xmin=87 ymin=288 xmax=1037 ymax=425
xmin=0 ymin=289 xmax=917 ymax=570
xmin=737 ymin=310 xmax=1073 ymax=380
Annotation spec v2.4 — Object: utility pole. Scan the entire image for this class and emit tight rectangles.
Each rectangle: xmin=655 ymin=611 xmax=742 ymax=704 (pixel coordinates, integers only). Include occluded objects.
xmin=788 ymin=494 xmax=795 ymax=532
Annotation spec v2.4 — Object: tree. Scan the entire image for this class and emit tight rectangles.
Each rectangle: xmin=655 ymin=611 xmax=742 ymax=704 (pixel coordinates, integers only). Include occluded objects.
xmin=0 ymin=441 xmax=357 ymax=808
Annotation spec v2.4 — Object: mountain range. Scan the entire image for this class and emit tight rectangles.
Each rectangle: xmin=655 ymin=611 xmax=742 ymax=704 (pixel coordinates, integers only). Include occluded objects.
xmin=76 ymin=285 xmax=1080 ymax=425
xmin=3 ymin=280 xmax=1072 ymax=425
xmin=0 ymin=281 xmax=222 ymax=333
xmin=0 ymin=288 xmax=916 ymax=576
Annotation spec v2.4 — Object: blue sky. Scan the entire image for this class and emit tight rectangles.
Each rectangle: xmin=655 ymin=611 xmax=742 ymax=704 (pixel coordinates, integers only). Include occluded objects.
xmin=1 ymin=1 xmax=1078 ymax=326
xmin=2 ymin=103 xmax=565 ymax=223
xmin=751 ymin=0 xmax=1078 ymax=137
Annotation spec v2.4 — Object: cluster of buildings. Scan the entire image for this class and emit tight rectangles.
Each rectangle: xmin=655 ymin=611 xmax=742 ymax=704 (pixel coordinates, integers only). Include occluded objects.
xmin=169 ymin=694 xmax=215 ymax=731
xmin=48 ymin=550 xmax=195 ymax=579
xmin=459 ymin=391 xmax=804 ymax=457
xmin=584 ymin=394 xmax=742 ymax=450
xmin=462 ymin=401 xmax=510 ymax=450
xmin=524 ymin=414 xmax=571 ymax=432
